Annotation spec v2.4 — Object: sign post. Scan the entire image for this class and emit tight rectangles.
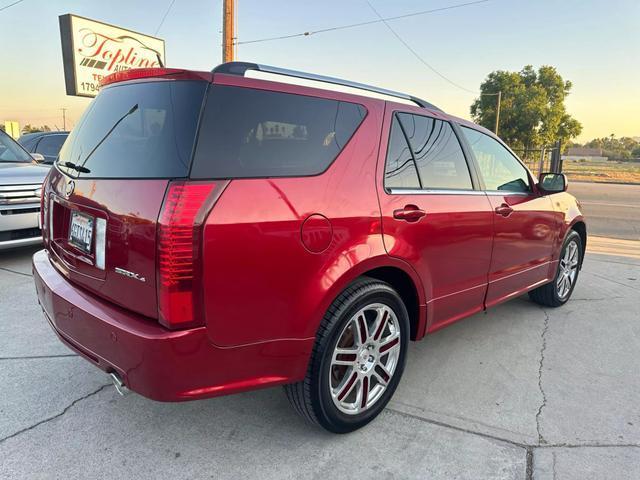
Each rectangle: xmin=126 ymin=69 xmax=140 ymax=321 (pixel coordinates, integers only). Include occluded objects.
xmin=4 ymin=121 xmax=20 ymax=139
xmin=59 ymin=14 xmax=165 ymax=98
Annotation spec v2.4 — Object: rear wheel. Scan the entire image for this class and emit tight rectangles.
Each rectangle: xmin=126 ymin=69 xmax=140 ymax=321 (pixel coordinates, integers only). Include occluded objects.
xmin=285 ymin=278 xmax=409 ymax=433
xmin=529 ymin=230 xmax=582 ymax=307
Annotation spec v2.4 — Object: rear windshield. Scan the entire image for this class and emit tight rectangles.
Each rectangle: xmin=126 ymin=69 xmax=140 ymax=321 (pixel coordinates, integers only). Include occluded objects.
xmin=190 ymin=85 xmax=366 ymax=179
xmin=57 ymin=80 xmax=208 ymax=178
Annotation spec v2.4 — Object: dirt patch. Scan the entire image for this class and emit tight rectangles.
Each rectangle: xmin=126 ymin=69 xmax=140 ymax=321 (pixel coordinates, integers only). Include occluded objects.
xmin=563 ymin=160 xmax=640 ymax=184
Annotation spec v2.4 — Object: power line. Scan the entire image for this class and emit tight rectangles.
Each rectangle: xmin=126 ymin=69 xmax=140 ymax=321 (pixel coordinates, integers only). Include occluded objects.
xmin=155 ymin=0 xmax=176 ymax=35
xmin=237 ymin=0 xmax=490 ymax=46
xmin=365 ymin=0 xmax=480 ymax=94
xmin=0 ymin=0 xmax=26 ymax=12
xmin=365 ymin=0 xmax=502 ymax=106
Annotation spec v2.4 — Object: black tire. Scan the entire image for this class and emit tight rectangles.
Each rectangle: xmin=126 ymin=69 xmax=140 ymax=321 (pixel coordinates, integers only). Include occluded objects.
xmin=529 ymin=230 xmax=583 ymax=307
xmin=284 ymin=277 xmax=410 ymax=433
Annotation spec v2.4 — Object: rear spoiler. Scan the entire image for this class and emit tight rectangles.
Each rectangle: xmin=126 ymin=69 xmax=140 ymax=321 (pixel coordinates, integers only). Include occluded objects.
xmin=100 ymin=68 xmax=213 ymax=87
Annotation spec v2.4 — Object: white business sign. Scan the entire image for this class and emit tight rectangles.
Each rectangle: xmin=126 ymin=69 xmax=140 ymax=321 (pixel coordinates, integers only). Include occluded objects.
xmin=59 ymin=14 xmax=166 ymax=97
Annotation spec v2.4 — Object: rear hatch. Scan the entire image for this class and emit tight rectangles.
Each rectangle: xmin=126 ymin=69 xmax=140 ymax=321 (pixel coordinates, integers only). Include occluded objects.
xmin=44 ymin=76 xmax=209 ymax=320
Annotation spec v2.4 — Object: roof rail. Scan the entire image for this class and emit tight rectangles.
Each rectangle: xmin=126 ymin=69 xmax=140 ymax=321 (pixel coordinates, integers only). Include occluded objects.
xmin=212 ymin=62 xmax=442 ymax=112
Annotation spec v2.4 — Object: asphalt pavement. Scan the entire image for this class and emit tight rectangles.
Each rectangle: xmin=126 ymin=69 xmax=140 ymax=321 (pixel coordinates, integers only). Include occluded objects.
xmin=569 ymin=182 xmax=640 ymax=240
xmin=1 ymin=242 xmax=639 ymax=479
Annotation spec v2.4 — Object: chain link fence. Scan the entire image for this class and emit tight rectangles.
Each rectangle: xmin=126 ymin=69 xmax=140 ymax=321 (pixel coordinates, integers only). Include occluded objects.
xmin=511 ymin=146 xmax=561 ymax=177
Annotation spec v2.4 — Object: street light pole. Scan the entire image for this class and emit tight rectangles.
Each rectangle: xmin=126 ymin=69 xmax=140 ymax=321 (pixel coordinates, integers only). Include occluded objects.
xmin=61 ymin=108 xmax=67 ymax=130
xmin=222 ymin=0 xmax=235 ymax=63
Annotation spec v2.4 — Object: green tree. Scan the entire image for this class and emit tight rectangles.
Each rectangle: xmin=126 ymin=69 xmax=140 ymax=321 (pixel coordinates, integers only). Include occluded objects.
xmin=471 ymin=66 xmax=582 ymax=154
xmin=21 ymin=124 xmax=51 ymax=134
xmin=585 ymin=135 xmax=639 ymax=159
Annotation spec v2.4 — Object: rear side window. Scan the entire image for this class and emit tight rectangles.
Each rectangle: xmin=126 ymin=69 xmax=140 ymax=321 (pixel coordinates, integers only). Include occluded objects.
xmin=384 ymin=117 xmax=421 ymax=189
xmin=397 ymin=113 xmax=472 ymax=190
xmin=58 ymin=80 xmax=208 ymax=178
xmin=191 ymin=86 xmax=366 ymax=179
xmin=36 ymin=135 xmax=67 ymax=159
xmin=19 ymin=136 xmax=38 ymax=152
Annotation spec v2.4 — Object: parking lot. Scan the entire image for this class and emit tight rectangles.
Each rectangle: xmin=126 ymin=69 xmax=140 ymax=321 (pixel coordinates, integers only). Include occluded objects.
xmin=1 ymin=239 xmax=639 ymax=480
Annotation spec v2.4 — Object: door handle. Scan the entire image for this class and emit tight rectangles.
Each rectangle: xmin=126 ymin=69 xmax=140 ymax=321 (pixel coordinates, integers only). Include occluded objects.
xmin=495 ymin=203 xmax=514 ymax=217
xmin=393 ymin=205 xmax=426 ymax=223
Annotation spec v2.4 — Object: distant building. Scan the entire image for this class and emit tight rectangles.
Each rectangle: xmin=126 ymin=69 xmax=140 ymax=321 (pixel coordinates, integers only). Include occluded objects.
xmin=563 ymin=147 xmax=608 ymax=162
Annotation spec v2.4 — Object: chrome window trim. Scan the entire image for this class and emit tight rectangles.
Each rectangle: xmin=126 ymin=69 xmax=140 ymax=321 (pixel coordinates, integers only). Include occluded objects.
xmin=387 ymin=188 xmax=485 ymax=196
xmin=386 ymin=188 xmax=532 ymax=196
xmin=484 ymin=190 xmax=531 ymax=196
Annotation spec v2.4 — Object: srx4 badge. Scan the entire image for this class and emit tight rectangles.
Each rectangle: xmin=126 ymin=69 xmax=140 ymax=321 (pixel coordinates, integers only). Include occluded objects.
xmin=114 ymin=267 xmax=146 ymax=283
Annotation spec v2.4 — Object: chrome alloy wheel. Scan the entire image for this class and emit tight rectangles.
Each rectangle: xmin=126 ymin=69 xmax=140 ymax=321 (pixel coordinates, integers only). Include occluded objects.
xmin=329 ymin=303 xmax=401 ymax=415
xmin=557 ymin=239 xmax=579 ymax=299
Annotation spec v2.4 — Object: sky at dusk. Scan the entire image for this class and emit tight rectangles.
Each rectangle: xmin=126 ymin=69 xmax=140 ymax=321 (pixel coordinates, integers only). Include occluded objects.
xmin=0 ymin=0 xmax=638 ymax=141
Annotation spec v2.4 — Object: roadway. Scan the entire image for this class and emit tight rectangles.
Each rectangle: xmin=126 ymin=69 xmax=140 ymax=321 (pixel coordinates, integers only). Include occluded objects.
xmin=569 ymin=181 xmax=640 ymax=240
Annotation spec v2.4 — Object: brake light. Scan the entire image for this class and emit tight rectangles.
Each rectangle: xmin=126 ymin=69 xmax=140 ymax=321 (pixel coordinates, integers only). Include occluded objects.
xmin=157 ymin=181 xmax=218 ymax=329
xmin=100 ymin=68 xmax=187 ymax=87
xmin=40 ymin=171 xmax=50 ymax=243
xmin=39 ymin=188 xmax=45 ymax=230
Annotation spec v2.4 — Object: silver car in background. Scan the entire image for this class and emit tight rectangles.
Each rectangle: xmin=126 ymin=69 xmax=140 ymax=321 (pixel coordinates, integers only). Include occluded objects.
xmin=0 ymin=130 xmax=50 ymax=249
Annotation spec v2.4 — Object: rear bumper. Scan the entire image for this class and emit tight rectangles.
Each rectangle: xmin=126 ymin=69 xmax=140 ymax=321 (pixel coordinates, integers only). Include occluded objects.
xmin=32 ymin=249 xmax=313 ymax=401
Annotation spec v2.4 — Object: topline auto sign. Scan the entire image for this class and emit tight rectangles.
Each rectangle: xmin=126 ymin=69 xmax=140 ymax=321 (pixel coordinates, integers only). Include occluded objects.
xmin=59 ymin=14 xmax=165 ymax=97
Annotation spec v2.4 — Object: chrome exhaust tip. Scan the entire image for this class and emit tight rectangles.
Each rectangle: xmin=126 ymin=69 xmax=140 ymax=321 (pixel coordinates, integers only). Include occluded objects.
xmin=109 ymin=372 xmax=129 ymax=396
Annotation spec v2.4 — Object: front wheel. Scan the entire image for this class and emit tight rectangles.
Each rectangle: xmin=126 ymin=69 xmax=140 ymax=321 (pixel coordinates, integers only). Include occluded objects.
xmin=529 ymin=230 xmax=583 ymax=307
xmin=284 ymin=278 xmax=410 ymax=433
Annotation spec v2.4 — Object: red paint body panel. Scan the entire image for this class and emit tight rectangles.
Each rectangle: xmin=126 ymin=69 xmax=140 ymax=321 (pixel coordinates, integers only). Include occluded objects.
xmin=484 ymin=192 xmax=557 ymax=308
xmin=201 ymin=79 xmax=388 ymax=346
xmin=548 ymin=191 xmax=586 ymax=256
xmin=33 ymin=67 xmax=586 ymax=403
xmin=379 ymin=190 xmax=494 ymax=331
xmin=33 ymin=249 xmax=312 ymax=401
xmin=46 ymin=167 xmax=167 ymax=319
xmin=376 ymin=105 xmax=494 ymax=332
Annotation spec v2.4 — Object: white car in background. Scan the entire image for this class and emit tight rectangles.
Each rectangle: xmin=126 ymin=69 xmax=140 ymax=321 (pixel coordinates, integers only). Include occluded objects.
xmin=0 ymin=130 xmax=50 ymax=249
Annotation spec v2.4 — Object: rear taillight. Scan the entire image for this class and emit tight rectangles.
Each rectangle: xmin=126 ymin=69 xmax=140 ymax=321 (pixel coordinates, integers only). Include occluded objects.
xmin=39 ymin=189 xmax=45 ymax=230
xmin=157 ymin=181 xmax=222 ymax=329
xmin=40 ymin=171 xmax=50 ymax=243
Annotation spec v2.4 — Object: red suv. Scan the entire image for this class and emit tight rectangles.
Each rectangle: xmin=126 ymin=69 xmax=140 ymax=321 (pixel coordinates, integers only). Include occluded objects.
xmin=33 ymin=62 xmax=586 ymax=433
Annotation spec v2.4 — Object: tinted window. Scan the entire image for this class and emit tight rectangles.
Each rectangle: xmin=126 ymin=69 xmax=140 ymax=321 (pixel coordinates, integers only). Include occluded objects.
xmin=461 ymin=127 xmax=531 ymax=192
xmin=19 ymin=136 xmax=38 ymax=152
xmin=58 ymin=81 xmax=208 ymax=178
xmin=0 ymin=131 xmax=32 ymax=163
xmin=398 ymin=114 xmax=472 ymax=190
xmin=36 ymin=135 xmax=67 ymax=161
xmin=191 ymin=86 xmax=366 ymax=179
xmin=384 ymin=117 xmax=420 ymax=189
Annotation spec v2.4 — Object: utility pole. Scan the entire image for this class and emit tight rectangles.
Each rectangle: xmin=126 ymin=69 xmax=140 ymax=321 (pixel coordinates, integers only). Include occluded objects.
xmin=222 ymin=0 xmax=235 ymax=63
xmin=494 ymin=90 xmax=501 ymax=136
xmin=60 ymin=108 xmax=67 ymax=130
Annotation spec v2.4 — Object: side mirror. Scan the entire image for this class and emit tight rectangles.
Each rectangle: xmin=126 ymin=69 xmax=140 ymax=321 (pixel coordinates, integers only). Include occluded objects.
xmin=538 ymin=172 xmax=567 ymax=194
xmin=31 ymin=153 xmax=45 ymax=163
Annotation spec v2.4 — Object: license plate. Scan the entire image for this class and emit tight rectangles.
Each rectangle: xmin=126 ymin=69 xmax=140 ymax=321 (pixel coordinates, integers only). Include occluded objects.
xmin=68 ymin=211 xmax=94 ymax=254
